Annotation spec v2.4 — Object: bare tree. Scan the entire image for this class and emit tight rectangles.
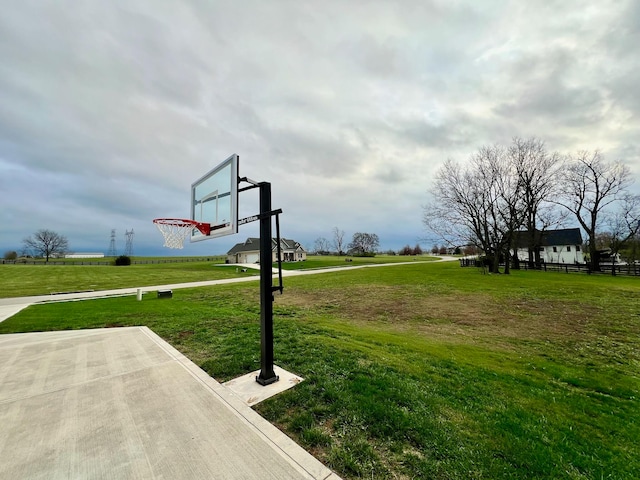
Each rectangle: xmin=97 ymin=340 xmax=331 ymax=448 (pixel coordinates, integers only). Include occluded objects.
xmin=510 ymin=137 xmax=565 ymax=268
xmin=424 ymin=144 xmax=526 ymax=273
xmin=601 ymin=194 xmax=640 ymax=274
xmin=485 ymin=144 xmax=528 ymax=273
xmin=555 ymin=151 xmax=633 ymax=271
xmin=623 ymin=224 xmax=640 ymax=264
xmin=400 ymin=245 xmax=413 ymax=256
xmin=23 ymin=229 xmax=69 ymax=262
xmin=3 ymin=251 xmax=18 ymax=261
xmin=313 ymin=237 xmax=330 ymax=254
xmin=423 ymin=158 xmax=485 ymax=256
xmin=348 ymin=232 xmax=379 ymax=255
xmin=331 ymin=227 xmax=346 ymax=255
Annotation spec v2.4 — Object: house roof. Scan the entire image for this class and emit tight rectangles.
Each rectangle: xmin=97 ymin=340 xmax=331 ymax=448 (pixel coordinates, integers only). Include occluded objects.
xmin=227 ymin=238 xmax=305 ymax=255
xmin=514 ymin=228 xmax=582 ymax=248
xmin=278 ymin=238 xmax=304 ymax=251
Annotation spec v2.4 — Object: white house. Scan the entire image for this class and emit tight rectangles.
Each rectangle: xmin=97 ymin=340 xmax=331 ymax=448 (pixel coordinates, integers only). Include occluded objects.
xmin=513 ymin=228 xmax=584 ymax=264
xmin=227 ymin=238 xmax=307 ymax=264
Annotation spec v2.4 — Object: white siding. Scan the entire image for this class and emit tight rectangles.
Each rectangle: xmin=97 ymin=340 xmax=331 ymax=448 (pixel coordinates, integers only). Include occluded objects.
xmin=515 ymin=245 xmax=583 ymax=264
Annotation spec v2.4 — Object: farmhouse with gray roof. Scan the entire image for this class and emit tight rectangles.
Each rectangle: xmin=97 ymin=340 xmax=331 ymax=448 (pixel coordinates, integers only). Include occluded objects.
xmin=227 ymin=237 xmax=307 ymax=264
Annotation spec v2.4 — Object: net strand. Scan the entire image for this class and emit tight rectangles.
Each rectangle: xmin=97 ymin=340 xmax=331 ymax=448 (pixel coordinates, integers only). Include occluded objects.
xmin=153 ymin=220 xmax=195 ymax=249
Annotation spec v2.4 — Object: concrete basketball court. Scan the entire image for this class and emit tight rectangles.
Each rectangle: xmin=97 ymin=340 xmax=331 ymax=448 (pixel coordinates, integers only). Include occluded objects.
xmin=0 ymin=326 xmax=340 ymax=479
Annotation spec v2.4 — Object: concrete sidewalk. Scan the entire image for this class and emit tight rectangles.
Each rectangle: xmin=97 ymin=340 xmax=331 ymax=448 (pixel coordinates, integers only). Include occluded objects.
xmin=0 ymin=326 xmax=340 ymax=479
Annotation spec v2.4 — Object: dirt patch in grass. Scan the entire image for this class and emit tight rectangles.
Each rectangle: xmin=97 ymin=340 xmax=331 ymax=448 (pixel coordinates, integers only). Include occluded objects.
xmin=105 ymin=322 xmax=125 ymax=328
xmin=277 ymin=285 xmax=597 ymax=345
xmin=177 ymin=329 xmax=194 ymax=339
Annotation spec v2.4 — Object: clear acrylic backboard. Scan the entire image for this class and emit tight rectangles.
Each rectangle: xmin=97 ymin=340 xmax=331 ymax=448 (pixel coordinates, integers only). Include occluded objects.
xmin=190 ymin=154 xmax=239 ymax=242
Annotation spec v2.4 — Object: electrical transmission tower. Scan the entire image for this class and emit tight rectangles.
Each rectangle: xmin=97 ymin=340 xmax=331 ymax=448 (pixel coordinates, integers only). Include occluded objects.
xmin=124 ymin=229 xmax=134 ymax=256
xmin=107 ymin=229 xmax=117 ymax=257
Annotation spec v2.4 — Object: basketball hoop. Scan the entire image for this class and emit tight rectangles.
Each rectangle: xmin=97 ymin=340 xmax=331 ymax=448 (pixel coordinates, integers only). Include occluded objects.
xmin=153 ymin=218 xmax=210 ymax=249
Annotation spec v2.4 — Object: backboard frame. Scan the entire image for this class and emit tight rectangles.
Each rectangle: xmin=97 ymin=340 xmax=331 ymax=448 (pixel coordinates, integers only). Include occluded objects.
xmin=190 ymin=154 xmax=239 ymax=242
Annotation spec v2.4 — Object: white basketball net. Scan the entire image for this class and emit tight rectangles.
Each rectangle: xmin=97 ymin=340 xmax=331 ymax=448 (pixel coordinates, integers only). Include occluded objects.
xmin=153 ymin=219 xmax=196 ymax=249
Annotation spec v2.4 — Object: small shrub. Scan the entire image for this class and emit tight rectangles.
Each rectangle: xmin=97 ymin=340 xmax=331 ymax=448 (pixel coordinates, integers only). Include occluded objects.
xmin=114 ymin=255 xmax=131 ymax=266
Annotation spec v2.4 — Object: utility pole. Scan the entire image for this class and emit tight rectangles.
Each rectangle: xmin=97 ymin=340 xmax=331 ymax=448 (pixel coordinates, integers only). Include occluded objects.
xmin=107 ymin=229 xmax=117 ymax=257
xmin=124 ymin=229 xmax=134 ymax=256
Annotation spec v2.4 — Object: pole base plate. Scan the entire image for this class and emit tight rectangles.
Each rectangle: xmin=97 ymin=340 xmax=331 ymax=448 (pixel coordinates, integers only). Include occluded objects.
xmin=255 ymin=374 xmax=279 ymax=386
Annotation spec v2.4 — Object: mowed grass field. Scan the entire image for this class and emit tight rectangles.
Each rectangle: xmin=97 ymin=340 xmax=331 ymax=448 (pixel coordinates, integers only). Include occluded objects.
xmin=0 ymin=260 xmax=638 ymax=479
xmin=0 ymin=256 xmax=240 ymax=297
xmin=0 ymin=255 xmax=421 ymax=297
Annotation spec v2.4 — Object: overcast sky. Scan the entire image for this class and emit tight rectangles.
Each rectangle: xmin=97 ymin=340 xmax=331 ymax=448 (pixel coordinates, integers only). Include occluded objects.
xmin=1 ymin=1 xmax=639 ymax=256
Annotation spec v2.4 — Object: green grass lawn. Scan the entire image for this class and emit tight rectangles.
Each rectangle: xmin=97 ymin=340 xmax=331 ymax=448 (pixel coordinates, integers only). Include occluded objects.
xmin=0 ymin=254 xmax=432 ymax=298
xmin=0 ymin=259 xmax=254 ymax=297
xmin=0 ymin=261 xmax=638 ymax=479
xmin=0 ymin=255 xmax=430 ymax=298
xmin=6 ymin=255 xmax=223 ymax=265
xmin=276 ymin=254 xmax=439 ymax=270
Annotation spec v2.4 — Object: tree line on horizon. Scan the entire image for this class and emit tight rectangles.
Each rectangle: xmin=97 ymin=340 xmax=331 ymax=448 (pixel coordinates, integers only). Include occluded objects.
xmin=423 ymin=137 xmax=640 ymax=273
xmin=313 ymin=228 xmax=382 ymax=256
xmin=313 ymin=228 xmax=433 ymax=257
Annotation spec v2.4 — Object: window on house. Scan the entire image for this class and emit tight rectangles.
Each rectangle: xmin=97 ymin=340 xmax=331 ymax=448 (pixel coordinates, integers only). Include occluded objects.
xmin=567 ymin=246 xmax=571 ymax=252
xmin=577 ymin=246 xmax=581 ymax=251
xmin=539 ymin=247 xmax=544 ymax=251
xmin=553 ymin=247 xmax=557 ymax=252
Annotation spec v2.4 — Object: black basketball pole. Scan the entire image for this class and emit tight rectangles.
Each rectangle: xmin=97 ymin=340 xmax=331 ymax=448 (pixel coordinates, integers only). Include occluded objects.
xmin=256 ymin=181 xmax=279 ymax=385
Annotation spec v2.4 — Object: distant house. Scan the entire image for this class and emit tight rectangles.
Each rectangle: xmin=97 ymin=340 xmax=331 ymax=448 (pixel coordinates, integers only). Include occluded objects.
xmin=513 ymin=228 xmax=584 ymax=264
xmin=227 ymin=238 xmax=307 ymax=264
xmin=64 ymin=252 xmax=105 ymax=259
xmin=597 ymin=249 xmax=624 ymax=265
